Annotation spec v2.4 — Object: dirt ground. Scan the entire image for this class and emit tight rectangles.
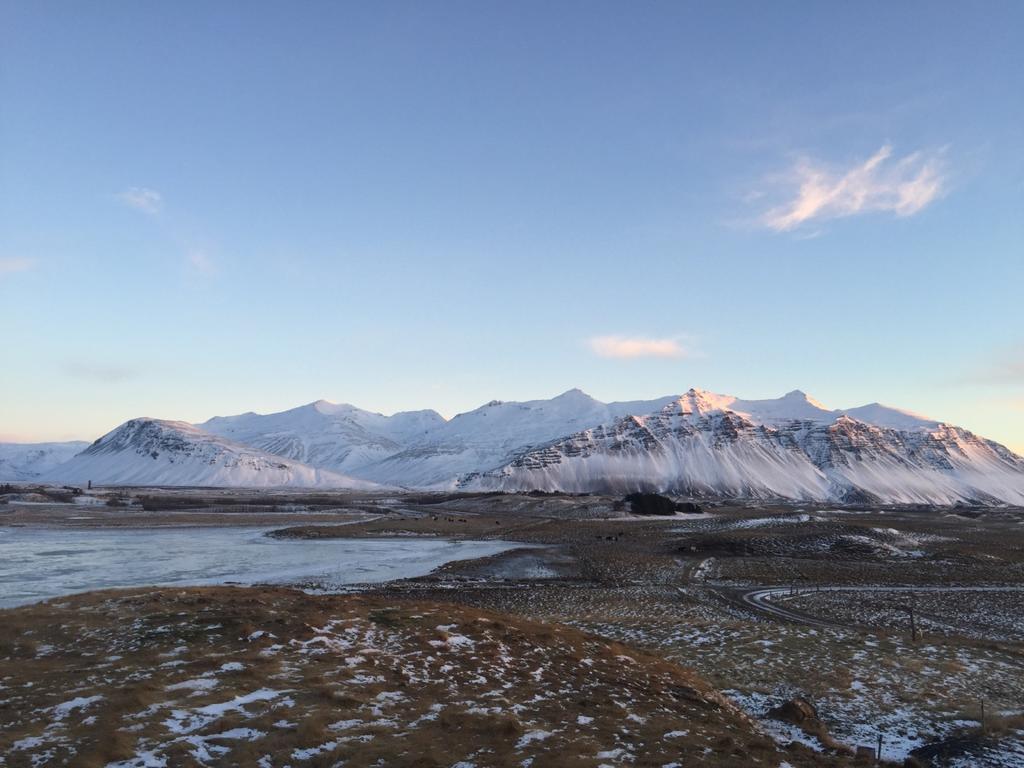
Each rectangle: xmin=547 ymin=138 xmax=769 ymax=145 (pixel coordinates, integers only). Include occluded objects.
xmin=0 ymin=587 xmax=842 ymax=768
xmin=3 ymin=490 xmax=1023 ymax=766
xmin=269 ymin=495 xmax=1024 ymax=766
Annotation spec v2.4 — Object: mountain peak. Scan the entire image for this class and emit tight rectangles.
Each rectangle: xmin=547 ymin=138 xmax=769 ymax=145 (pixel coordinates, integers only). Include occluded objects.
xmin=310 ymin=399 xmax=363 ymax=416
xmin=781 ymin=389 xmax=828 ymax=409
xmin=677 ymin=388 xmax=736 ymax=416
xmin=553 ymin=387 xmax=595 ymax=402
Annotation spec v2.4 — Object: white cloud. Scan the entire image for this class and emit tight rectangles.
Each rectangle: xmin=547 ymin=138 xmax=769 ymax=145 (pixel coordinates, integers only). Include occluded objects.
xmin=760 ymin=145 xmax=946 ymax=231
xmin=589 ymin=335 xmax=688 ymax=359
xmin=0 ymin=257 xmax=35 ymax=276
xmin=117 ymin=186 xmax=163 ymax=214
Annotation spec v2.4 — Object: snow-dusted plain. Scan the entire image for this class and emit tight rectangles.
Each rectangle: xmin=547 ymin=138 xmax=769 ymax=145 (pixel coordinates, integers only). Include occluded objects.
xmin=0 ymin=589 xmax=797 ymax=768
xmin=5 ymin=387 xmax=1023 ymax=504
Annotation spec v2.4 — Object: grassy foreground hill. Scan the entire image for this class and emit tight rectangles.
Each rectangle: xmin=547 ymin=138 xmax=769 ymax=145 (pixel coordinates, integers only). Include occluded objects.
xmin=0 ymin=587 xmax=848 ymax=768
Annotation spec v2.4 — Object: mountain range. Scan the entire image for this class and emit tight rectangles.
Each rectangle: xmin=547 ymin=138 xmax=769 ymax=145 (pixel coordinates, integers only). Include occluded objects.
xmin=3 ymin=388 xmax=1023 ymax=505
xmin=0 ymin=441 xmax=90 ymax=482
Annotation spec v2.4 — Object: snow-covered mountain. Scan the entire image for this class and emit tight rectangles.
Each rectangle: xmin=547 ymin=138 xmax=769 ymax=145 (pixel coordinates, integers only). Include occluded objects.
xmin=461 ymin=390 xmax=1024 ymax=505
xmin=45 ymin=419 xmax=380 ymax=489
xmin=199 ymin=400 xmax=446 ymax=474
xmin=351 ymin=389 xmax=679 ymax=487
xmin=18 ymin=387 xmax=1024 ymax=503
xmin=199 ymin=389 xmax=677 ymax=487
xmin=705 ymin=389 xmax=940 ymax=431
xmin=0 ymin=441 xmax=89 ymax=481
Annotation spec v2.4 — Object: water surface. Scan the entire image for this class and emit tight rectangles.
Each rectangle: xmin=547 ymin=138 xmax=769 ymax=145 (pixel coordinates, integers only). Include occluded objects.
xmin=0 ymin=526 xmax=515 ymax=607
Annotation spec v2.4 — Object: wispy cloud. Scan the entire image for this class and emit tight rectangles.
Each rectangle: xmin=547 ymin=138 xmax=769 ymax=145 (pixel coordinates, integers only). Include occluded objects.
xmin=759 ymin=145 xmax=946 ymax=231
xmin=589 ymin=335 xmax=688 ymax=359
xmin=975 ymin=344 xmax=1024 ymax=385
xmin=62 ymin=360 xmax=138 ymax=383
xmin=117 ymin=186 xmax=163 ymax=215
xmin=0 ymin=257 xmax=35 ymax=276
xmin=186 ymin=249 xmax=216 ymax=276
xmin=114 ymin=188 xmax=224 ymax=278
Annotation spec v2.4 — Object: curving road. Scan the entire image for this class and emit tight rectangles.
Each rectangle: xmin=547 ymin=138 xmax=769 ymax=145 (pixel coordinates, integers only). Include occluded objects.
xmin=711 ymin=584 xmax=1024 ymax=630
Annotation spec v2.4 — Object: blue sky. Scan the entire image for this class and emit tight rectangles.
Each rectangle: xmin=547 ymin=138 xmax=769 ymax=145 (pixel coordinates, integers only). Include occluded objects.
xmin=2 ymin=1 xmax=1022 ymax=451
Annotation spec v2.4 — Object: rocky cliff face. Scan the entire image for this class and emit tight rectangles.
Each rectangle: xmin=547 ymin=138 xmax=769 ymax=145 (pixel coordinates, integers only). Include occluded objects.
xmin=462 ymin=399 xmax=1024 ymax=505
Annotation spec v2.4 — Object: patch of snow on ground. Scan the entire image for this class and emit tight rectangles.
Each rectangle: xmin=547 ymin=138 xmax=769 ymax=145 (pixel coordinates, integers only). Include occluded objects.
xmin=166 ymin=678 xmax=219 ymax=694
xmin=516 ymin=730 xmax=554 ymax=748
xmin=51 ymin=694 xmax=104 ymax=720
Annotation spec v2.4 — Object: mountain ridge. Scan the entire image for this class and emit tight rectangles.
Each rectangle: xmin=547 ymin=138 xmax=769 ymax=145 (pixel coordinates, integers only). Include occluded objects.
xmin=461 ymin=399 xmax=1024 ymax=505
xmin=0 ymin=441 xmax=91 ymax=482
xmin=43 ymin=418 xmax=382 ymax=490
xmin=5 ymin=388 xmax=1022 ymax=504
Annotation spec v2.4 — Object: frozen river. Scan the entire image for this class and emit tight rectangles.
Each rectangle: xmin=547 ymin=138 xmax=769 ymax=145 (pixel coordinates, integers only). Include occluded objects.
xmin=0 ymin=526 xmax=517 ymax=608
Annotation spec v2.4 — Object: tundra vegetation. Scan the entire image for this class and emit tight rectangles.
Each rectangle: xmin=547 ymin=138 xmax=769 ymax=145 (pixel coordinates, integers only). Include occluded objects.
xmin=2 ymin=489 xmax=1022 ymax=766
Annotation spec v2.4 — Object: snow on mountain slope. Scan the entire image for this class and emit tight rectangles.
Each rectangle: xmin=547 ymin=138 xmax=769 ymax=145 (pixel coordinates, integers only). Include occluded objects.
xmin=45 ymin=419 xmax=381 ymax=489
xmin=32 ymin=388 xmax=1021 ymax=502
xmin=351 ymin=389 xmax=679 ymax=488
xmin=195 ymin=389 xmax=677 ymax=488
xmin=725 ymin=389 xmax=836 ymax=423
xmin=675 ymin=388 xmax=940 ymax=431
xmin=433 ymin=388 xmax=676 ymax=446
xmin=839 ymin=402 xmax=939 ymax=431
xmin=462 ymin=397 xmax=1024 ymax=505
xmin=199 ymin=401 xmax=445 ymax=475
xmin=0 ymin=441 xmax=89 ymax=481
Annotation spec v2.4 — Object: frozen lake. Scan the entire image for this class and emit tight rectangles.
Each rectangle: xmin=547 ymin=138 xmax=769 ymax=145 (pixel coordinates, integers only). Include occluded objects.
xmin=0 ymin=526 xmax=516 ymax=608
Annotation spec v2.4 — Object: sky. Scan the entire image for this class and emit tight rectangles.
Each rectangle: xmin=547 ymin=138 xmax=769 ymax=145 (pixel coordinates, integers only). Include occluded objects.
xmin=1 ymin=1 xmax=1023 ymax=452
